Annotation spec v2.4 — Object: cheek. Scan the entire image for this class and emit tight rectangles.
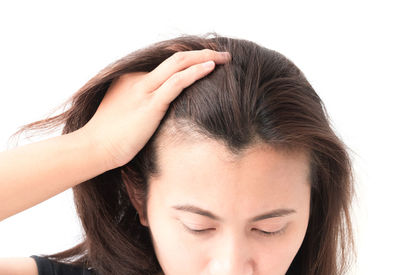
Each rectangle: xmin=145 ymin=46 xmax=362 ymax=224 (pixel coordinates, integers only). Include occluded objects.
xmin=254 ymin=225 xmax=309 ymax=274
xmin=243 ymin=210 xmax=309 ymax=273
xmin=283 ymin=224 xmax=308 ymax=258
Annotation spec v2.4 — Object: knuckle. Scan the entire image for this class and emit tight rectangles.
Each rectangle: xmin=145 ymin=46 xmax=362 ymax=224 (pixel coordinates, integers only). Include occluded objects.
xmin=203 ymin=48 xmax=217 ymax=58
xmin=202 ymin=48 xmax=213 ymax=54
xmin=169 ymin=72 xmax=183 ymax=86
xmin=172 ymin=51 xmax=187 ymax=65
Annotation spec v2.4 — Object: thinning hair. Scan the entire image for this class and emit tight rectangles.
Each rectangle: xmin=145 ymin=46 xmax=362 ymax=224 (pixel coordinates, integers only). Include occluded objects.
xmin=10 ymin=32 xmax=357 ymax=275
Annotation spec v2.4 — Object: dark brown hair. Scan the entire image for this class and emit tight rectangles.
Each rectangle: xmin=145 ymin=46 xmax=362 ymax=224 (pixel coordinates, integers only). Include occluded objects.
xmin=9 ymin=32 xmax=357 ymax=274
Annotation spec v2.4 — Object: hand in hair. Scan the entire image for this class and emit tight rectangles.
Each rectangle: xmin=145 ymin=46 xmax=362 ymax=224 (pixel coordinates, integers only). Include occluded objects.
xmin=80 ymin=49 xmax=231 ymax=169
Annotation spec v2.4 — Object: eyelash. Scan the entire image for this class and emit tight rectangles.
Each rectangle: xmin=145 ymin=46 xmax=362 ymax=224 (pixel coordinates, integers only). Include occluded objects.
xmin=255 ymin=228 xmax=285 ymax=236
xmin=183 ymin=224 xmax=285 ymax=237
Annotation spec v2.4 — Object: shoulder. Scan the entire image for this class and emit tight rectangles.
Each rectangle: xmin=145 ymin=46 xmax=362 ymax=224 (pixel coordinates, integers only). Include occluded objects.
xmin=0 ymin=256 xmax=96 ymax=275
xmin=30 ymin=255 xmax=95 ymax=275
xmin=0 ymin=257 xmax=38 ymax=275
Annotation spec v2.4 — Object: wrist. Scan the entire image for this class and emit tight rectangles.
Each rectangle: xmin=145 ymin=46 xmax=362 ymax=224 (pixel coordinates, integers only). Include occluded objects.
xmin=70 ymin=128 xmax=118 ymax=172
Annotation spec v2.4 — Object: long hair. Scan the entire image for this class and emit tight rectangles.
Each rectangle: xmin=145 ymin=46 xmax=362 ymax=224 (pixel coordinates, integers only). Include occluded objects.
xmin=9 ymin=32 xmax=357 ymax=274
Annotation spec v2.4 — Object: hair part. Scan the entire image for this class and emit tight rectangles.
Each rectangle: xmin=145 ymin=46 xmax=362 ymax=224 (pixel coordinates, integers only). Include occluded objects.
xmin=10 ymin=32 xmax=357 ymax=275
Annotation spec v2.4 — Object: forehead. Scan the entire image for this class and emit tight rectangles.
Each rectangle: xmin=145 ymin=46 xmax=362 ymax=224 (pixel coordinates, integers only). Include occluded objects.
xmin=149 ymin=136 xmax=311 ymax=210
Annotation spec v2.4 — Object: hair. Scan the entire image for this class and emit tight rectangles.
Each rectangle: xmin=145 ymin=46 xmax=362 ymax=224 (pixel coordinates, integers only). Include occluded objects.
xmin=9 ymin=32 xmax=357 ymax=275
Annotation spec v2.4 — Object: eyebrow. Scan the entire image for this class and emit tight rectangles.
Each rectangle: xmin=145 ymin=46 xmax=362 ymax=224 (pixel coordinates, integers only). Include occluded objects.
xmin=172 ymin=204 xmax=296 ymax=222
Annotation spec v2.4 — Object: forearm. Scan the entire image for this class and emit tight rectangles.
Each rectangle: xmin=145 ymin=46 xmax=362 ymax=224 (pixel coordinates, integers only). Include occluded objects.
xmin=0 ymin=129 xmax=111 ymax=221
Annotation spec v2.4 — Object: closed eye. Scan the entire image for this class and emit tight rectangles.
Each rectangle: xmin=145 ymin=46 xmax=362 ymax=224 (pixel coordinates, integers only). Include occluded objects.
xmin=187 ymin=228 xmax=213 ymax=234
xmin=252 ymin=228 xmax=285 ymax=236
xmin=181 ymin=224 xmax=214 ymax=235
xmin=181 ymin=223 xmax=285 ymax=237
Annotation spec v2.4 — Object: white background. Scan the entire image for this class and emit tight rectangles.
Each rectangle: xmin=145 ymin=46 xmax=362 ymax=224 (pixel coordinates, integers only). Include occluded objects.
xmin=0 ymin=1 xmax=399 ymax=274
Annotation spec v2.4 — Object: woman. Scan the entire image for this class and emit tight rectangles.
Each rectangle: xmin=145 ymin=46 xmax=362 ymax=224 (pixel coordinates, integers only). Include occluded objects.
xmin=0 ymin=32 xmax=356 ymax=274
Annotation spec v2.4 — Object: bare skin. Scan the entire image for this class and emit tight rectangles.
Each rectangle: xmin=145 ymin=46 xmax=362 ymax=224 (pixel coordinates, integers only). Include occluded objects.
xmin=131 ymin=136 xmax=311 ymax=275
xmin=0 ymin=49 xmax=231 ymax=274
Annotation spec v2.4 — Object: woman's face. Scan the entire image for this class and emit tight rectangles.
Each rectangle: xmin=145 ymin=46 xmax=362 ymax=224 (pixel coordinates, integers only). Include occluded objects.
xmin=137 ymin=139 xmax=311 ymax=275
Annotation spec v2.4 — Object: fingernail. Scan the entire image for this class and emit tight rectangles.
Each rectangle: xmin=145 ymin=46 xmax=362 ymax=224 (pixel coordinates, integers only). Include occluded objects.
xmin=202 ymin=60 xmax=215 ymax=69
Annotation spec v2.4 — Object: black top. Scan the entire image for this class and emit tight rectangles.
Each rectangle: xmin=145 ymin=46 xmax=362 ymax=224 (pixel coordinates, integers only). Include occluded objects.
xmin=30 ymin=255 xmax=96 ymax=275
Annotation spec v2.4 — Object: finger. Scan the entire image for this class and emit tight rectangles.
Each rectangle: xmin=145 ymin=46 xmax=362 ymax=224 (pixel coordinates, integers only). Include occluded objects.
xmin=142 ymin=49 xmax=231 ymax=92
xmin=150 ymin=60 xmax=216 ymax=111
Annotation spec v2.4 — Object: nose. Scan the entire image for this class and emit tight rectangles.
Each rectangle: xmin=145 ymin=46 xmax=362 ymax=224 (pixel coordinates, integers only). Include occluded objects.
xmin=206 ymin=233 xmax=255 ymax=275
xmin=208 ymin=259 xmax=254 ymax=275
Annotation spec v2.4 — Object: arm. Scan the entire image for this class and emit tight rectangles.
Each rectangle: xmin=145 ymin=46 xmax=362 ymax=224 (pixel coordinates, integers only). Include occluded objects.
xmin=0 ymin=50 xmax=231 ymax=222
xmin=0 ymin=128 xmax=112 ymax=222
xmin=0 ymin=257 xmax=38 ymax=275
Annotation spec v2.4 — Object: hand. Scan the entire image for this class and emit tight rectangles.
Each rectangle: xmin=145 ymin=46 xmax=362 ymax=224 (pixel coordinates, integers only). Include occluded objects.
xmin=80 ymin=49 xmax=231 ymax=169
